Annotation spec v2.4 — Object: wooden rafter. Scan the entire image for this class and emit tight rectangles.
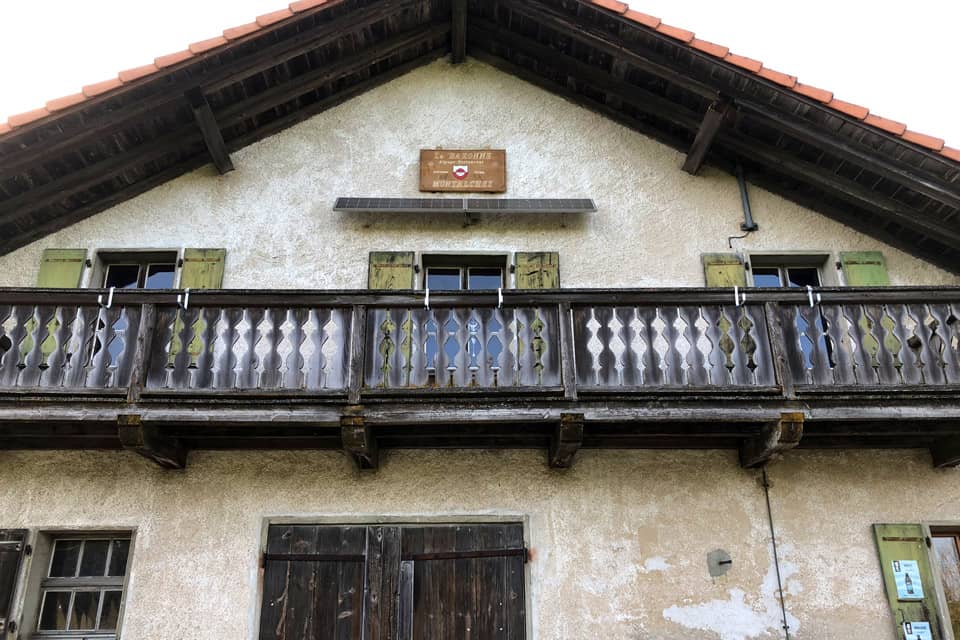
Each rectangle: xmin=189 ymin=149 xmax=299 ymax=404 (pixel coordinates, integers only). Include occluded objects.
xmin=683 ymin=100 xmax=730 ymax=175
xmin=549 ymin=413 xmax=584 ymax=468
xmin=451 ymin=0 xmax=467 ymax=63
xmin=739 ymin=412 xmax=804 ymax=468
xmin=342 ymin=411 xmax=378 ymax=470
xmin=187 ymin=88 xmax=234 ymax=175
xmin=117 ymin=414 xmax=187 ymax=469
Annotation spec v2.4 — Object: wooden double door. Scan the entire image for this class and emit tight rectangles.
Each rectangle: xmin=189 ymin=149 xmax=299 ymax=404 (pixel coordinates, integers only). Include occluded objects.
xmin=259 ymin=523 xmax=526 ymax=639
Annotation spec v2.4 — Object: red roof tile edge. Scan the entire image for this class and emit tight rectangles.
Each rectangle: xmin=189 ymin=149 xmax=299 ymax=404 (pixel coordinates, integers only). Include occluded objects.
xmin=0 ymin=0 xmax=954 ymax=164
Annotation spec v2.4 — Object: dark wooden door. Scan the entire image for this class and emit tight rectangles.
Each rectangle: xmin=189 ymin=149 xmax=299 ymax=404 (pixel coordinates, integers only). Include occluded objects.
xmin=259 ymin=523 xmax=525 ymax=640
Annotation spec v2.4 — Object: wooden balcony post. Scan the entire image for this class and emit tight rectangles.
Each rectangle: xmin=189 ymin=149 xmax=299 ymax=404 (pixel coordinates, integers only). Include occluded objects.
xmin=763 ymin=301 xmax=795 ymax=400
xmin=126 ymin=303 xmax=157 ymax=404
xmin=347 ymin=304 xmax=367 ymax=404
xmin=558 ymin=302 xmax=578 ymax=401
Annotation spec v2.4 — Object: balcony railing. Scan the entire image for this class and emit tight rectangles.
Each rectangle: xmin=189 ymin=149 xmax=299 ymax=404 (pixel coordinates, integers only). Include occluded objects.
xmin=1 ymin=287 xmax=959 ymax=400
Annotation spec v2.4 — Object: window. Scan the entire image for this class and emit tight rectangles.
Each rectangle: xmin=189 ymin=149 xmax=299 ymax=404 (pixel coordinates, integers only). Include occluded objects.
xmin=97 ymin=251 xmax=178 ymax=289
xmin=35 ymin=536 xmax=130 ymax=638
xmin=748 ymin=254 xmax=830 ymax=288
xmin=422 ymin=254 xmax=507 ymax=290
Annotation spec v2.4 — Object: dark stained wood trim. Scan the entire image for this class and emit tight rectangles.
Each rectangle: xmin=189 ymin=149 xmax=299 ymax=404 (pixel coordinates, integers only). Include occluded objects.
xmin=931 ymin=436 xmax=960 ymax=468
xmin=451 ymin=0 xmax=467 ymax=64
xmin=187 ymin=89 xmax=234 ymax=175
xmin=558 ymin=302 xmax=578 ymax=401
xmin=342 ymin=410 xmax=378 ymax=470
xmin=683 ymin=100 xmax=730 ymax=175
xmin=126 ymin=303 xmax=157 ymax=404
xmin=739 ymin=412 xmax=804 ymax=468
xmin=549 ymin=412 xmax=584 ymax=468
xmin=117 ymin=414 xmax=187 ymax=469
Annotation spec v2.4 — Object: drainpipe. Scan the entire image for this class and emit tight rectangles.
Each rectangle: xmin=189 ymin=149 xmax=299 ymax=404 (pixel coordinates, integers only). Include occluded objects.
xmin=762 ymin=467 xmax=791 ymax=639
xmin=728 ymin=164 xmax=759 ymax=248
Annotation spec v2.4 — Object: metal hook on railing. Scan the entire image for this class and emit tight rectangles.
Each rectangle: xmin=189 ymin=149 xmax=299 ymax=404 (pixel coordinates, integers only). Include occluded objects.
xmin=497 ymin=287 xmax=503 ymax=309
xmin=97 ymin=286 xmax=115 ymax=309
xmin=177 ymin=288 xmax=191 ymax=310
xmin=734 ymin=285 xmax=746 ymax=307
xmin=806 ymin=285 xmax=821 ymax=308
xmin=424 ymin=287 xmax=430 ymax=310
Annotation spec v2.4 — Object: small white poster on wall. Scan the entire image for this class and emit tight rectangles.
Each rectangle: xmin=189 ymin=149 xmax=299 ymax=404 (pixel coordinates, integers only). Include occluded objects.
xmin=902 ymin=621 xmax=933 ymax=640
xmin=893 ymin=560 xmax=924 ymax=600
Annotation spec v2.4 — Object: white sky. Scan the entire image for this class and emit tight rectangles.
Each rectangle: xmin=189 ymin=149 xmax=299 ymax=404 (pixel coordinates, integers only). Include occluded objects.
xmin=1 ymin=0 xmax=957 ymax=147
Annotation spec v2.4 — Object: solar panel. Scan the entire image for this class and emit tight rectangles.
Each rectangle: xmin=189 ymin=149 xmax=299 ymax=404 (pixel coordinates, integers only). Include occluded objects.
xmin=333 ymin=198 xmax=596 ymax=213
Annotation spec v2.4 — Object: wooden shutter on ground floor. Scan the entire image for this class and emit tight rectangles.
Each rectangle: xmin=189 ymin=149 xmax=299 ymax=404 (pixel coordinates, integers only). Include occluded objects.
xmin=0 ymin=530 xmax=27 ymax=635
xmin=841 ymin=251 xmax=890 ymax=286
xmin=368 ymin=252 xmax=416 ymax=289
xmin=702 ymin=253 xmax=747 ymax=287
xmin=514 ymin=252 xmax=559 ymax=289
xmin=259 ymin=523 xmax=526 ymax=640
xmin=874 ymin=523 xmax=945 ymax=640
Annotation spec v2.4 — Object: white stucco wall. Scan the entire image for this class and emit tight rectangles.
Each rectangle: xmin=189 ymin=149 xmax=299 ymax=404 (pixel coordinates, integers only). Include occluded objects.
xmin=1 ymin=449 xmax=958 ymax=639
xmin=0 ymin=59 xmax=955 ymax=289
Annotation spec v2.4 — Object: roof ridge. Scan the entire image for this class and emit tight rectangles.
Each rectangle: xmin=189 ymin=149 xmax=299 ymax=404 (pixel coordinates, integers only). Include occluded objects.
xmin=1 ymin=0 xmax=958 ymax=163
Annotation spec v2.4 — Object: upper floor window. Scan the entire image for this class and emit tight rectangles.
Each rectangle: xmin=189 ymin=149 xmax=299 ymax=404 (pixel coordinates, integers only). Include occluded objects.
xmin=748 ymin=254 xmax=829 ymax=288
xmin=99 ymin=252 xmax=178 ymax=290
xmin=423 ymin=255 xmax=507 ymax=290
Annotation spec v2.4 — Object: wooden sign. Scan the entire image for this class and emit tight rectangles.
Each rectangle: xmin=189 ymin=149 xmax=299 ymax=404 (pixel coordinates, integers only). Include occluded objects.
xmin=420 ymin=149 xmax=506 ymax=192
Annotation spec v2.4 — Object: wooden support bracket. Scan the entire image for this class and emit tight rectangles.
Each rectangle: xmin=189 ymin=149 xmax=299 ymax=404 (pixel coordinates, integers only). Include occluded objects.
xmin=739 ymin=412 xmax=804 ymax=469
xmin=342 ymin=410 xmax=378 ymax=470
xmin=187 ymin=88 xmax=234 ymax=175
xmin=682 ymin=100 xmax=731 ymax=175
xmin=931 ymin=436 xmax=960 ymax=468
xmin=117 ymin=415 xmax=186 ymax=469
xmin=451 ymin=0 xmax=468 ymax=64
xmin=550 ymin=413 xmax=584 ymax=469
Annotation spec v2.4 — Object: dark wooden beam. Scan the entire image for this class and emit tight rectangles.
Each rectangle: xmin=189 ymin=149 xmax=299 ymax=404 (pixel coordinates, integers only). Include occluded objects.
xmin=342 ymin=410 xmax=378 ymax=470
xmin=740 ymin=412 xmax=804 ymax=468
xmin=187 ymin=89 xmax=234 ymax=175
xmin=931 ymin=436 xmax=960 ymax=468
xmin=451 ymin=0 xmax=467 ymax=63
xmin=549 ymin=412 xmax=584 ymax=468
xmin=683 ymin=100 xmax=730 ymax=175
xmin=117 ymin=414 xmax=186 ymax=469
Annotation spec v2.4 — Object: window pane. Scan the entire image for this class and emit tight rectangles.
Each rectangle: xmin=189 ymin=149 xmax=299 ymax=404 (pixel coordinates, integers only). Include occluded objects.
xmin=108 ymin=539 xmax=131 ymax=577
xmin=38 ymin=591 xmax=71 ymax=630
xmin=99 ymin=590 xmax=123 ymax=630
xmin=103 ymin=264 xmax=141 ymax=289
xmin=467 ymin=267 xmax=503 ymax=290
xmin=79 ymin=540 xmax=110 ymax=577
xmin=752 ymin=268 xmax=783 ymax=287
xmin=145 ymin=263 xmax=176 ymax=289
xmin=786 ymin=267 xmax=821 ymax=288
xmin=49 ymin=540 xmax=81 ymax=577
xmin=426 ymin=268 xmax=461 ymax=290
xmin=70 ymin=590 xmax=101 ymax=630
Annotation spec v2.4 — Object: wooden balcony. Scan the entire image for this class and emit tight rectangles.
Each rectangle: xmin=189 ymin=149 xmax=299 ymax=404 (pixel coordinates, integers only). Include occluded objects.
xmin=2 ymin=287 xmax=960 ymax=469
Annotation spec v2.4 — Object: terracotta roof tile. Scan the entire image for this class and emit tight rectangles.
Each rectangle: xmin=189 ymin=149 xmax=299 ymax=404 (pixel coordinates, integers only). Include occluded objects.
xmin=690 ymin=39 xmax=729 ymax=58
xmin=590 ymin=0 xmax=628 ymax=14
xmin=155 ymin=50 xmax=195 ymax=68
xmin=756 ymin=66 xmax=797 ymax=88
xmin=865 ymin=114 xmax=908 ymax=136
xmin=902 ymin=129 xmax=945 ymax=151
xmin=7 ymin=107 xmax=50 ymax=127
xmin=45 ymin=93 xmax=87 ymax=112
xmin=82 ymin=77 xmax=123 ymax=97
xmin=189 ymin=36 xmax=228 ymax=54
xmin=725 ymin=53 xmax=763 ymax=73
xmin=655 ymin=22 xmax=694 ymax=43
xmin=290 ymin=0 xmax=328 ymax=11
xmin=223 ymin=22 xmax=261 ymax=40
xmin=0 ymin=122 xmax=10 ymax=135
xmin=118 ymin=63 xmax=159 ymax=83
xmin=624 ymin=9 xmax=660 ymax=29
xmin=256 ymin=8 xmax=294 ymax=26
xmin=794 ymin=82 xmax=833 ymax=104
xmin=828 ymin=98 xmax=869 ymax=120
xmin=942 ymin=147 xmax=960 ymax=162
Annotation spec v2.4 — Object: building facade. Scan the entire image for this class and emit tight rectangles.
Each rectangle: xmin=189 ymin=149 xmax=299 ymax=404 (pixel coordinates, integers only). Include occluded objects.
xmin=1 ymin=2 xmax=960 ymax=639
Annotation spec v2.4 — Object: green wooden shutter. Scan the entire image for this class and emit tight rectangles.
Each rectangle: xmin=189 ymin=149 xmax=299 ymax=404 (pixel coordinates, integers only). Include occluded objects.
xmin=515 ymin=252 xmax=560 ymax=289
xmin=36 ymin=248 xmax=87 ymax=288
xmin=702 ymin=253 xmax=746 ymax=287
xmin=874 ymin=524 xmax=945 ymax=640
xmin=0 ymin=529 xmax=27 ymax=634
xmin=841 ymin=251 xmax=890 ymax=286
xmin=368 ymin=252 xmax=415 ymax=290
xmin=170 ymin=249 xmax=226 ymax=364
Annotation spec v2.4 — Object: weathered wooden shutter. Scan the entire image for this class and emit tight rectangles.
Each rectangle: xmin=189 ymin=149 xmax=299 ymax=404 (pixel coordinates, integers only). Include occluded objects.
xmin=515 ymin=252 xmax=560 ymax=289
xmin=874 ymin=524 xmax=945 ymax=640
xmin=0 ymin=530 xmax=27 ymax=635
xmin=36 ymin=248 xmax=87 ymax=288
xmin=368 ymin=252 xmax=416 ymax=289
xmin=702 ymin=253 xmax=747 ymax=287
xmin=169 ymin=249 xmax=226 ymax=364
xmin=840 ymin=251 xmax=890 ymax=286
